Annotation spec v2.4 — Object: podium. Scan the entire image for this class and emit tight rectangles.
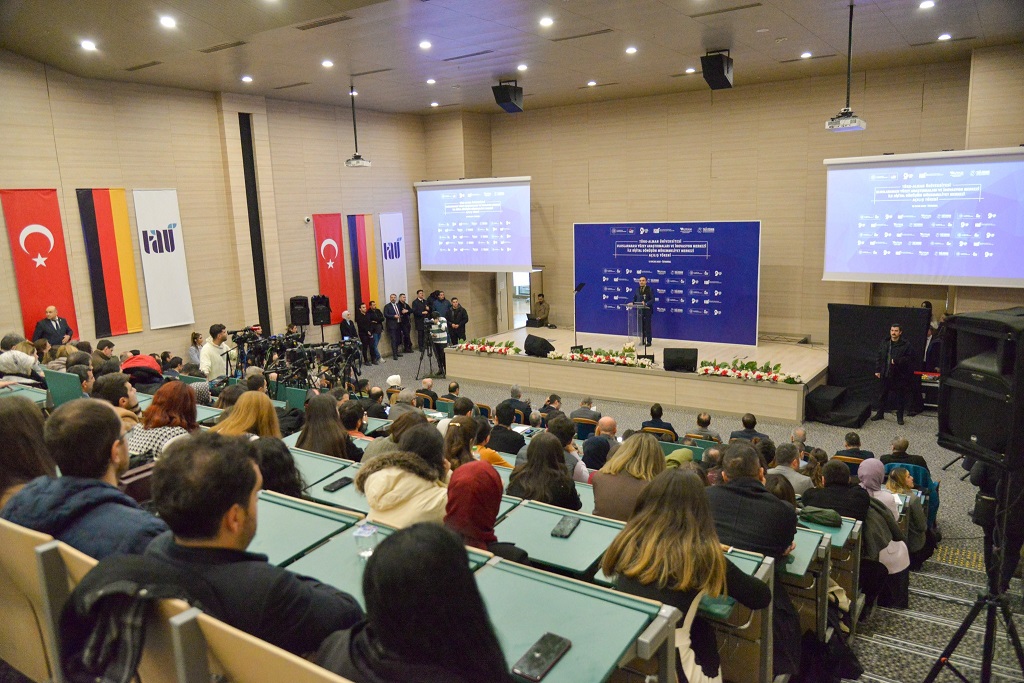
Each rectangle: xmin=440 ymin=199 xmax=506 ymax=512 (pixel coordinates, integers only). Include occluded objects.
xmin=625 ymin=303 xmax=649 ymax=347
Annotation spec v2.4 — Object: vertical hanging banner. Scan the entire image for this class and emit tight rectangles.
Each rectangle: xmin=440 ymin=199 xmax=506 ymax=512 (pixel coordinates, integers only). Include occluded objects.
xmin=378 ymin=212 xmax=407 ymax=298
xmin=76 ymin=188 xmax=143 ymax=337
xmin=312 ymin=213 xmax=347 ymax=324
xmin=132 ymin=189 xmax=195 ymax=329
xmin=346 ymin=214 xmax=381 ymax=307
xmin=0 ymin=189 xmax=79 ymax=339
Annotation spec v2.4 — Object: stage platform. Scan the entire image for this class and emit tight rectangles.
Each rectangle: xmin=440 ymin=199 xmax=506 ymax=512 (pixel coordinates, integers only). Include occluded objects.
xmin=447 ymin=328 xmax=829 ymax=423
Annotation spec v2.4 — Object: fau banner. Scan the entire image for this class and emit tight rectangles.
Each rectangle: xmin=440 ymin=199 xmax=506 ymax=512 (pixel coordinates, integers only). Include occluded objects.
xmin=0 ymin=189 xmax=80 ymax=339
xmin=347 ymin=214 xmax=381 ymax=308
xmin=573 ymin=221 xmax=761 ymax=346
xmin=312 ymin=213 xmax=347 ymax=324
xmin=378 ymin=212 xmax=407 ymax=299
xmin=76 ymin=188 xmax=143 ymax=337
xmin=132 ymin=189 xmax=195 ymax=329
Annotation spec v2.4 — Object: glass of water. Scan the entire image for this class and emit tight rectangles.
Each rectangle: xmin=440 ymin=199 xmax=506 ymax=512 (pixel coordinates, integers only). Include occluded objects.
xmin=354 ymin=523 xmax=380 ymax=560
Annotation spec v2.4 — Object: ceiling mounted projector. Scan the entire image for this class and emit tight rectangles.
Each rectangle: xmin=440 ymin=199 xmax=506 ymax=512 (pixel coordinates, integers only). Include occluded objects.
xmin=827 ymin=108 xmax=867 ymax=132
xmin=345 ymin=153 xmax=371 ymax=168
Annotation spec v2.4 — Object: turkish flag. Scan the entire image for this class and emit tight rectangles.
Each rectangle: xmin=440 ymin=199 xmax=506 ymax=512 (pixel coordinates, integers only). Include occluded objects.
xmin=313 ymin=213 xmax=347 ymax=324
xmin=1 ymin=189 xmax=79 ymax=339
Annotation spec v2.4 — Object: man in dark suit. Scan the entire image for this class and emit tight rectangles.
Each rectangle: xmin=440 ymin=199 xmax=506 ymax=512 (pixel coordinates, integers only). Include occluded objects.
xmin=881 ymin=437 xmax=929 ymax=472
xmin=418 ymin=378 xmax=439 ymax=407
xmin=569 ymin=397 xmax=601 ymax=423
xmin=909 ymin=324 xmax=942 ymax=415
xmin=871 ymin=323 xmax=914 ymax=425
xmin=384 ymin=294 xmax=403 ymax=360
xmin=441 ymin=381 xmax=460 ymax=401
xmin=411 ymin=289 xmax=431 ymax=350
xmin=447 ymin=297 xmax=469 ymax=345
xmin=504 ymin=385 xmax=532 ymax=422
xmin=32 ymin=305 xmax=73 ymax=346
xmin=835 ymin=431 xmax=874 ymax=460
xmin=729 ymin=413 xmax=770 ymax=442
xmin=488 ymin=402 xmax=526 ymax=455
xmin=641 ymin=402 xmax=677 ymax=440
xmin=632 ymin=276 xmax=653 ymax=346
xmin=361 ymin=387 xmax=389 ymax=420
xmin=397 ymin=293 xmax=413 ymax=353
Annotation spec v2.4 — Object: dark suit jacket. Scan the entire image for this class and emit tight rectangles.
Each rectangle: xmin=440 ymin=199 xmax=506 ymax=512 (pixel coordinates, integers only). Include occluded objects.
xmin=729 ymin=428 xmax=770 ymax=442
xmin=802 ymin=484 xmax=870 ymax=521
xmin=876 ymin=336 xmax=913 ymax=379
xmin=835 ymin=447 xmax=875 ymax=460
xmin=488 ymin=424 xmax=525 ymax=456
xmin=32 ymin=317 xmax=73 ymax=346
xmin=363 ymin=400 xmax=388 ymax=420
xmin=418 ymin=389 xmax=438 ymax=406
xmin=504 ymin=398 xmax=532 ymax=420
xmin=340 ymin=319 xmax=358 ymax=340
xmin=923 ymin=338 xmax=942 ymax=373
xmin=411 ymin=298 xmax=431 ymax=330
xmin=642 ymin=419 xmax=677 ymax=439
xmin=881 ymin=452 xmax=929 ymax=471
xmin=706 ymin=478 xmax=797 ymax=559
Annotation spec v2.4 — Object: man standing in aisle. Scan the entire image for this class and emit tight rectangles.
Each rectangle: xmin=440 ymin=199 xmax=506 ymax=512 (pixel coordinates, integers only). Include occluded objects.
xmin=384 ymin=294 xmax=403 ymax=361
xmin=367 ymin=301 xmax=386 ymax=363
xmin=448 ymin=297 xmax=469 ymax=346
xmin=32 ymin=305 xmax=73 ymax=346
xmin=200 ymin=324 xmax=233 ymax=379
xmin=633 ymin=276 xmax=653 ymax=346
xmin=398 ymin=293 xmax=413 ymax=353
xmin=872 ymin=323 xmax=913 ymax=425
xmin=411 ymin=289 xmax=431 ymax=350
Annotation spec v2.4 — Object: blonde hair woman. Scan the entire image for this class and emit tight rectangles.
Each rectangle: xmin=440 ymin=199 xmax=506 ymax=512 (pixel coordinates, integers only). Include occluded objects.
xmin=591 ymin=432 xmax=665 ymax=521
xmin=886 ymin=467 xmax=934 ymax=569
xmin=602 ymin=469 xmax=770 ymax=682
xmin=209 ymin=390 xmax=281 ymax=439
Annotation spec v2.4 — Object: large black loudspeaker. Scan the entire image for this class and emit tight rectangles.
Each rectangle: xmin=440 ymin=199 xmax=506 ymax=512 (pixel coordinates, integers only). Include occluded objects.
xmin=938 ymin=307 xmax=1024 ymax=470
xmin=311 ymin=295 xmax=332 ymax=326
xmin=289 ymin=296 xmax=310 ymax=326
xmin=523 ymin=334 xmax=555 ymax=358
xmin=700 ymin=52 xmax=734 ymax=90
xmin=664 ymin=348 xmax=698 ymax=373
xmin=492 ymin=83 xmax=524 ymax=113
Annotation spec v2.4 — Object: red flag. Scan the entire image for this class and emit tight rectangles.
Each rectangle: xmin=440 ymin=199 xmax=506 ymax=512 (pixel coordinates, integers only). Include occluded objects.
xmin=1 ymin=189 xmax=79 ymax=339
xmin=313 ymin=213 xmax=347 ymax=324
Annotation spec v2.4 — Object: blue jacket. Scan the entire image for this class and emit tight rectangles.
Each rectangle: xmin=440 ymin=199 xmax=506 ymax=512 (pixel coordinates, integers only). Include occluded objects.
xmin=1 ymin=476 xmax=168 ymax=559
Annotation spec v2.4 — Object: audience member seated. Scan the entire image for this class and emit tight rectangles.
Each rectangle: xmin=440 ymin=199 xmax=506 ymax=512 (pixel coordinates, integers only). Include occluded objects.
xmin=43 ymin=343 xmax=76 ymax=371
xmin=361 ymin=411 xmax=428 ymax=465
xmin=858 ymin=458 xmax=900 ymax=520
xmin=641 ymin=402 xmax=677 ymax=441
xmin=582 ymin=416 xmax=620 ymax=470
xmin=790 ymin=426 xmax=814 ymax=453
xmin=214 ymin=383 xmax=247 ymax=413
xmin=418 ymin=377 xmax=439 ymax=406
xmin=91 ymin=339 xmax=116 ymax=372
xmin=881 ymin=437 xmax=929 ymax=472
xmin=297 ymin=395 xmax=362 ymax=461
xmin=253 ymin=438 xmax=307 ymax=498
xmin=362 ymin=387 xmax=389 ymax=419
xmin=0 ymin=332 xmax=25 ymax=351
xmin=355 ymin=424 xmax=449 ymax=528
xmin=1 ymin=400 xmax=168 ymax=558
xmin=488 ymin=401 xmax=526 ymax=456
xmin=570 ymin=396 xmax=601 ymax=422
xmin=91 ymin=371 xmax=142 ymax=430
xmin=728 ymin=413 xmax=770 ymax=442
xmin=442 ymin=415 xmax=477 ymax=472
xmin=95 ymin=357 xmax=123 ymax=379
xmin=539 ymin=393 xmax=566 ymax=421
xmin=592 ymin=432 xmax=665 ymax=521
xmin=440 ymin=381 xmax=460 ymax=401
xmin=0 ymin=396 xmax=56 ymax=509
xmin=506 ymin=432 xmax=582 ymax=511
xmin=179 ymin=363 xmax=212 ymax=405
xmin=0 ymin=347 xmax=45 ymax=386
xmin=471 ymin=418 xmax=512 ymax=468
xmin=33 ymin=338 xmax=50 ymax=363
xmin=148 ymin=432 xmax=362 ymax=654
xmin=547 ymin=416 xmax=589 ymax=483
xmin=706 ymin=442 xmax=801 ymax=677
xmin=753 ymin=436 xmax=776 ymax=470
xmin=445 ymin=460 xmax=527 ymax=563
xmin=528 ymin=411 xmax=542 ymax=427
xmin=803 ymin=459 xmax=870 ymax=520
xmin=388 ymin=389 xmax=421 ymax=421
xmin=125 ymin=380 xmax=198 ymax=466
xmin=66 ymin=364 xmax=94 ymax=397
xmin=119 ymin=353 xmax=166 ymax=394
xmin=245 ymin=373 xmax=268 ymax=394
xmin=209 ymin=391 xmax=281 ymax=439
xmin=695 ymin=445 xmax=724 ymax=485
xmin=766 ymin=443 xmax=813 ymax=495
xmin=435 ymin=396 xmax=474 ymax=435
xmin=835 ymin=431 xmax=874 ymax=459
xmin=315 ymin=524 xmax=512 ymax=682
xmin=764 ymin=473 xmax=797 ymax=507
xmin=800 ymin=454 xmax=825 ymax=489
xmin=603 ymin=469 xmax=771 ymax=682
xmin=163 ymin=355 xmax=183 ymax=378
xmin=887 ymin=467 xmax=935 ymax=569
xmin=501 ymin=384 xmax=532 ymax=421
xmin=690 ymin=411 xmax=722 ymax=442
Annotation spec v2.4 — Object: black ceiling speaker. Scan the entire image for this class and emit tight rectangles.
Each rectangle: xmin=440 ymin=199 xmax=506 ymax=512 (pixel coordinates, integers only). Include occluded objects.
xmin=938 ymin=307 xmax=1024 ymax=471
xmin=492 ymin=80 xmax=524 ymax=113
xmin=701 ymin=51 xmax=734 ymax=90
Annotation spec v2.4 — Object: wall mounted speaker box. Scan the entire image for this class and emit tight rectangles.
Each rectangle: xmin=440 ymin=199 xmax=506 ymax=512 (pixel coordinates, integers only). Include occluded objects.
xmin=289 ymin=296 xmax=310 ymax=326
xmin=938 ymin=307 xmax=1024 ymax=471
xmin=492 ymin=83 xmax=524 ymax=113
xmin=524 ymin=334 xmax=555 ymax=358
xmin=700 ymin=52 xmax=734 ymax=90
xmin=664 ymin=348 xmax=698 ymax=373
xmin=311 ymin=295 xmax=332 ymax=326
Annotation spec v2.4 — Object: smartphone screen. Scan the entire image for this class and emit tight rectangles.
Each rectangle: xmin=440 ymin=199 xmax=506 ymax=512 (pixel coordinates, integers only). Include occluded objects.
xmin=512 ymin=632 xmax=571 ymax=681
xmin=323 ymin=476 xmax=353 ymax=492
xmin=550 ymin=515 xmax=581 ymax=538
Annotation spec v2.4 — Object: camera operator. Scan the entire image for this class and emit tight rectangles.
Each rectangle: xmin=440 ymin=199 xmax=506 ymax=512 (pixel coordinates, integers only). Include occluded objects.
xmin=429 ymin=312 xmax=449 ymax=377
xmin=969 ymin=458 xmax=1024 ymax=594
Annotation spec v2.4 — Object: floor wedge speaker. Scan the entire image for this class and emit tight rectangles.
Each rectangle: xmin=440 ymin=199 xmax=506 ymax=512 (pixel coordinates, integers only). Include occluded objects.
xmin=524 ymin=334 xmax=555 ymax=358
xmin=664 ymin=348 xmax=698 ymax=373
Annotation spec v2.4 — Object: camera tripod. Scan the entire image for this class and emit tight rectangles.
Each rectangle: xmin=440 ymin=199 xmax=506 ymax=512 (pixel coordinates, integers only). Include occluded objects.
xmin=416 ymin=340 xmax=436 ymax=381
xmin=924 ymin=471 xmax=1024 ymax=682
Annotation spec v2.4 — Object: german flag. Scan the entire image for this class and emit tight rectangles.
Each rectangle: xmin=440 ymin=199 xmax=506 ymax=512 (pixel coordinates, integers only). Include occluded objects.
xmin=76 ymin=189 xmax=143 ymax=337
xmin=347 ymin=214 xmax=381 ymax=307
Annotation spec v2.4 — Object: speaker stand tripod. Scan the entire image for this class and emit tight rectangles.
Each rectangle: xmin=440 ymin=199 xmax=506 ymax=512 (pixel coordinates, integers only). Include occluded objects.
xmin=416 ymin=341 xmax=436 ymax=381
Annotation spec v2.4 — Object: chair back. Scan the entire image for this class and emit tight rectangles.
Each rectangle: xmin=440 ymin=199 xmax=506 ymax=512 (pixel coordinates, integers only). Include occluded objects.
xmin=386 ymin=387 xmax=400 ymax=405
xmin=42 ymin=369 xmax=84 ymax=408
xmin=120 ymin=462 xmax=157 ymax=504
xmin=415 ymin=393 xmax=435 ymax=410
xmin=0 ymin=519 xmax=54 ymax=682
xmin=641 ymin=427 xmax=677 ymax=443
xmin=475 ymin=403 xmax=492 ymax=420
xmin=513 ymin=409 xmax=525 ymax=425
xmin=884 ymin=462 xmax=931 ymax=489
xmin=833 ymin=455 xmax=863 ymax=478
xmin=573 ymin=417 xmax=598 ymax=440
xmin=434 ymin=397 xmax=455 ymax=417
xmin=685 ymin=433 xmax=720 ymax=445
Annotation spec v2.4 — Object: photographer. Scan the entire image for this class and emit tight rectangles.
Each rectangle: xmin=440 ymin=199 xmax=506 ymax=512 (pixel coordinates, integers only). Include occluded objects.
xmin=429 ymin=312 xmax=449 ymax=377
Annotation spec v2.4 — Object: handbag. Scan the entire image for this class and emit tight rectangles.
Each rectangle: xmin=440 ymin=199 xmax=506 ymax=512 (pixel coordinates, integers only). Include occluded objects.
xmin=674 ymin=590 xmax=723 ymax=683
xmin=972 ymin=491 xmax=997 ymax=528
xmin=878 ymin=539 xmax=910 ymax=574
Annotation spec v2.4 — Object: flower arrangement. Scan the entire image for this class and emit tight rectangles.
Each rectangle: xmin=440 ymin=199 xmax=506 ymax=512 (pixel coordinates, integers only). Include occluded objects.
xmin=698 ymin=359 xmax=802 ymax=384
xmin=454 ymin=338 xmax=521 ymax=355
xmin=547 ymin=345 xmax=655 ymax=369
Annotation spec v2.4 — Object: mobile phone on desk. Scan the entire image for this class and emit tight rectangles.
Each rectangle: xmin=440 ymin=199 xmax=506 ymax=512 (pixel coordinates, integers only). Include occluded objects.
xmin=323 ymin=476 xmax=353 ymax=492
xmin=512 ymin=632 xmax=571 ymax=682
xmin=550 ymin=515 xmax=580 ymax=538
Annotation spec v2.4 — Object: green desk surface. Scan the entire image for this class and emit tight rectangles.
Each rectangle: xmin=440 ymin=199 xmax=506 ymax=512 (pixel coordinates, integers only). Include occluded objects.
xmin=691 ymin=438 xmax=720 ymax=451
xmin=177 ymin=375 xmax=206 ymax=385
xmin=365 ymin=417 xmax=392 ymax=434
xmin=576 ymin=481 xmax=596 ymax=516
xmin=495 ymin=464 xmax=514 ymax=488
xmin=287 ymin=524 xmax=490 ymax=608
xmin=497 ymin=495 xmax=522 ymax=522
xmin=494 ymin=501 xmax=625 ymax=576
xmin=247 ymin=492 xmax=359 ymax=566
xmin=282 ymin=431 xmax=301 ymax=447
xmin=270 ymin=398 xmax=287 ymax=409
xmin=352 ymin=437 xmax=372 ymax=451
xmin=289 ymin=448 xmax=351 ymax=488
xmin=0 ymin=385 xmax=48 ymax=404
xmin=783 ymin=528 xmax=825 ymax=577
xmin=136 ymin=392 xmax=153 ymax=409
xmin=476 ymin=560 xmax=658 ymax=683
xmin=196 ymin=405 xmax=222 ymax=423
xmin=799 ymin=517 xmax=855 ymax=548
xmin=305 ymin=464 xmax=369 ymax=514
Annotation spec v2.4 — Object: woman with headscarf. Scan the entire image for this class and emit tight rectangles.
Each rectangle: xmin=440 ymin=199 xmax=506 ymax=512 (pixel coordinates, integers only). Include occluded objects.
xmin=444 ymin=460 xmax=527 ymax=563
xmin=858 ymin=458 xmax=900 ymax=520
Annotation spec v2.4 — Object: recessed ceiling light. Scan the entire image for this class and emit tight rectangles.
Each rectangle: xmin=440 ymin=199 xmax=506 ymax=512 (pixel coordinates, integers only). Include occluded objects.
xmin=800 ymin=52 xmax=812 ymax=59
xmin=756 ymin=28 xmax=770 ymax=33
xmin=539 ymin=17 xmax=554 ymax=27
xmin=159 ymin=16 xmax=176 ymax=28
xmin=426 ymin=78 xmax=436 ymax=84
xmin=625 ymin=46 xmax=637 ymax=55
xmin=419 ymin=40 xmax=431 ymax=50
xmin=80 ymin=39 xmax=97 ymax=51
xmin=517 ymin=64 xmax=528 ymax=72
xmin=430 ymin=102 xmax=439 ymax=107
xmin=321 ymin=59 xmax=334 ymax=68
xmin=919 ymin=1 xmax=935 ymax=8
xmin=685 ymin=67 xmax=696 ymax=74
xmin=587 ymin=80 xmax=597 ymax=87
xmin=241 ymin=75 xmax=253 ymax=83
xmin=938 ymin=33 xmax=951 ymax=41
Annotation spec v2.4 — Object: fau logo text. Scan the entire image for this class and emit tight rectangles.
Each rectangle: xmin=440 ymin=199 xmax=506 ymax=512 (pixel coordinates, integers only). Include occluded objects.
xmin=142 ymin=223 xmax=177 ymax=254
